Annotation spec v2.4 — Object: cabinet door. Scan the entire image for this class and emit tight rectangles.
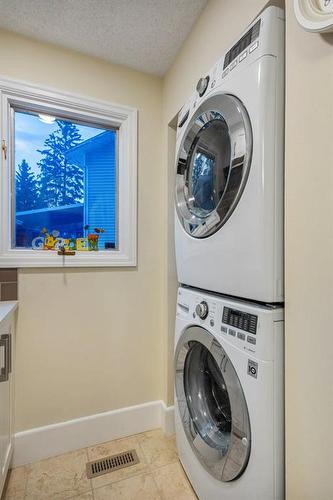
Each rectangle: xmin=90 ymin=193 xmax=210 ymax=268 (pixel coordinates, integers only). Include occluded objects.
xmin=0 ymin=320 xmax=12 ymax=493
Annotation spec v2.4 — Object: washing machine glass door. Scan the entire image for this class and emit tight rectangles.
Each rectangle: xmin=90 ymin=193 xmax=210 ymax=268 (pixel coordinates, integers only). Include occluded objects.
xmin=175 ymin=94 xmax=252 ymax=238
xmin=175 ymin=326 xmax=251 ymax=482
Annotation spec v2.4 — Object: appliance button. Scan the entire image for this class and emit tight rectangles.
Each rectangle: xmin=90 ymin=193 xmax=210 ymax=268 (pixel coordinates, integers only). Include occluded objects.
xmin=230 ymin=60 xmax=237 ymax=70
xmin=247 ymin=336 xmax=256 ymax=345
xmin=221 ymin=326 xmax=227 ymax=334
xmin=222 ymin=68 xmax=229 ymax=78
xmin=239 ymin=51 xmax=247 ymax=62
xmin=210 ymin=319 xmax=215 ymax=327
xmin=196 ymin=75 xmax=210 ymax=97
xmin=237 ymin=332 xmax=246 ymax=341
xmin=228 ymin=329 xmax=236 ymax=337
xmin=195 ymin=301 xmax=209 ymax=320
xmin=210 ymin=80 xmax=216 ymax=88
xmin=249 ymin=41 xmax=259 ymax=53
xmin=193 ymin=313 xmax=196 ymax=318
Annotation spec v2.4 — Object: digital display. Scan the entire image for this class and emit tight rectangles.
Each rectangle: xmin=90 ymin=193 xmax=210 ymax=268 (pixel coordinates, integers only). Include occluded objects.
xmin=222 ymin=307 xmax=258 ymax=335
xmin=223 ymin=19 xmax=261 ymax=70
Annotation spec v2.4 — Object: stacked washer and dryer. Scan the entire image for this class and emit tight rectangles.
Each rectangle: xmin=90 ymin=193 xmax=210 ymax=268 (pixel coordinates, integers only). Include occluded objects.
xmin=173 ymin=5 xmax=285 ymax=500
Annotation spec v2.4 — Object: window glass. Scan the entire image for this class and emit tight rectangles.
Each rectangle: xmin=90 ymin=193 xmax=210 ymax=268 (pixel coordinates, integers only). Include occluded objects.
xmin=187 ymin=119 xmax=231 ymax=218
xmin=14 ymin=110 xmax=117 ymax=251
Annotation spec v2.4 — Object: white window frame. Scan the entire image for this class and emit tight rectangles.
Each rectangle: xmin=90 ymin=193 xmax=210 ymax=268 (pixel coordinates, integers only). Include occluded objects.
xmin=0 ymin=77 xmax=137 ymax=267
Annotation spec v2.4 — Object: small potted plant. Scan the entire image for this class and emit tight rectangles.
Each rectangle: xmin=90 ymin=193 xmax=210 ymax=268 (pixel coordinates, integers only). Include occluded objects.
xmin=85 ymin=226 xmax=105 ymax=251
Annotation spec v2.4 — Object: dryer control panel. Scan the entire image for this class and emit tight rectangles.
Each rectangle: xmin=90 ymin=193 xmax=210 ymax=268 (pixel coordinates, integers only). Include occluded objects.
xmin=176 ymin=5 xmax=284 ymax=135
xmin=223 ymin=19 xmax=261 ymax=70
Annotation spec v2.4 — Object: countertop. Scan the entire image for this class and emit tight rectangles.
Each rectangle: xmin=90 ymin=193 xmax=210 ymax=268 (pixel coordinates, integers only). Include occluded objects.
xmin=0 ymin=301 xmax=18 ymax=323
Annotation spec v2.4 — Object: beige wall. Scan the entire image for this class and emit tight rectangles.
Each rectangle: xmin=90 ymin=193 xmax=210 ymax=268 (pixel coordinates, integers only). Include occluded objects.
xmin=0 ymin=30 xmax=164 ymax=431
xmin=285 ymin=2 xmax=333 ymax=498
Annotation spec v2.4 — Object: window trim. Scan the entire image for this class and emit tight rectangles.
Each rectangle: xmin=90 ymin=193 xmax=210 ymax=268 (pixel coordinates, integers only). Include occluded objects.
xmin=0 ymin=77 xmax=137 ymax=267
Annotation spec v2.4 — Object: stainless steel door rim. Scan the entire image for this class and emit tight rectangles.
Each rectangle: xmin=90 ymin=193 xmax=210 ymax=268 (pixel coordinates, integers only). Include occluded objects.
xmin=175 ymin=326 xmax=251 ymax=482
xmin=175 ymin=93 xmax=252 ymax=238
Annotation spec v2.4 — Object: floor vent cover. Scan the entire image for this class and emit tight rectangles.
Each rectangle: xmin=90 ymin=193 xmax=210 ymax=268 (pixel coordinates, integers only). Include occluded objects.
xmin=86 ymin=449 xmax=139 ymax=478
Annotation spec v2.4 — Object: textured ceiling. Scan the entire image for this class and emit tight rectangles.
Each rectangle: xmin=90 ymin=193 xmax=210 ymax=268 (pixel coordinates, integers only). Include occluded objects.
xmin=0 ymin=0 xmax=207 ymax=76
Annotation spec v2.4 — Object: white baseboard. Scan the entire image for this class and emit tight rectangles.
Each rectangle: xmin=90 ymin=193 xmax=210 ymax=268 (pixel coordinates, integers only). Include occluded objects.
xmin=161 ymin=401 xmax=175 ymax=436
xmin=13 ymin=400 xmax=175 ymax=467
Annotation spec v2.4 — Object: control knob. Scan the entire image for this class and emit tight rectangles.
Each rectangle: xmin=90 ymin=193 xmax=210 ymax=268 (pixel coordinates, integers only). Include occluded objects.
xmin=195 ymin=301 xmax=209 ymax=319
xmin=196 ymin=75 xmax=210 ymax=97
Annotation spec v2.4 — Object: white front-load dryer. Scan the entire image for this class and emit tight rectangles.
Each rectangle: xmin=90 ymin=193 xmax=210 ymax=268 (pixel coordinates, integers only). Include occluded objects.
xmin=174 ymin=286 xmax=284 ymax=500
xmin=175 ymin=6 xmax=285 ymax=303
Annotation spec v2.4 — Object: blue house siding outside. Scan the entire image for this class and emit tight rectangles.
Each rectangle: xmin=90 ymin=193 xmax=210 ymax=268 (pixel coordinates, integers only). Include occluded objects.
xmin=85 ymin=136 xmax=117 ymax=248
xmin=67 ymin=130 xmax=117 ymax=250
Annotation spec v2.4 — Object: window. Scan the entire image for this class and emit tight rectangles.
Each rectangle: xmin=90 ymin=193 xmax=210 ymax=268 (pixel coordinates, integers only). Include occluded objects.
xmin=0 ymin=78 xmax=137 ymax=267
xmin=14 ymin=110 xmax=117 ymax=250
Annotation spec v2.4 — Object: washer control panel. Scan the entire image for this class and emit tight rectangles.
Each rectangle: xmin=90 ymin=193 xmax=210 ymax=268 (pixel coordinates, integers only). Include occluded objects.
xmin=177 ymin=287 xmax=284 ymax=361
xmin=222 ymin=307 xmax=257 ymax=335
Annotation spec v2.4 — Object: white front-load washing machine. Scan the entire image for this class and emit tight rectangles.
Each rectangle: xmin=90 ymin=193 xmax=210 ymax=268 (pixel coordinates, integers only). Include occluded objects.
xmin=175 ymin=6 xmax=285 ymax=303
xmin=174 ymin=286 xmax=284 ymax=500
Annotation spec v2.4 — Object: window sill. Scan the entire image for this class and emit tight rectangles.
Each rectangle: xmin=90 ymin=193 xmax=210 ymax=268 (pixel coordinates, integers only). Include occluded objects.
xmin=0 ymin=249 xmax=136 ymax=268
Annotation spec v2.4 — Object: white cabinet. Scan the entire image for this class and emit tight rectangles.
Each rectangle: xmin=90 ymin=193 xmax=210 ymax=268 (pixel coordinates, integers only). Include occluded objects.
xmin=0 ymin=303 xmax=16 ymax=496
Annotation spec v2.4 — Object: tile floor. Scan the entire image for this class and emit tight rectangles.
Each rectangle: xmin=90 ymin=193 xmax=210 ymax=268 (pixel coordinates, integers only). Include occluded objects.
xmin=3 ymin=429 xmax=197 ymax=499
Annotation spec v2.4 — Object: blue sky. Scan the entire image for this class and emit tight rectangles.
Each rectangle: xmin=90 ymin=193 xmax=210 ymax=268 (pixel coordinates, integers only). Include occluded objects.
xmin=15 ymin=111 xmax=107 ymax=175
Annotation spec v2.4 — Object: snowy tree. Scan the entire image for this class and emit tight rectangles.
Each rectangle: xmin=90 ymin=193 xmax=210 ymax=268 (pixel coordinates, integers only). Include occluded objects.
xmin=16 ymin=159 xmax=39 ymax=211
xmin=38 ymin=120 xmax=83 ymax=208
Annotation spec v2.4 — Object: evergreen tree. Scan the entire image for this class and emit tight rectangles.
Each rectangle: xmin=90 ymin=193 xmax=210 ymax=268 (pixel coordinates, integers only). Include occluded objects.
xmin=38 ymin=120 xmax=83 ymax=208
xmin=16 ymin=159 xmax=39 ymax=211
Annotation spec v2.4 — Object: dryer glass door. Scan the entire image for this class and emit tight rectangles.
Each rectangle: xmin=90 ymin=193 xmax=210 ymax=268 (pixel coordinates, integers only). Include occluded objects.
xmin=176 ymin=94 xmax=252 ymax=238
xmin=175 ymin=326 xmax=251 ymax=482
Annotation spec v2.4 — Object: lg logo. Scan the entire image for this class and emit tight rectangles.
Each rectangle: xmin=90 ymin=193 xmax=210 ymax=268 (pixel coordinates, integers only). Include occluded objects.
xmin=248 ymin=360 xmax=258 ymax=379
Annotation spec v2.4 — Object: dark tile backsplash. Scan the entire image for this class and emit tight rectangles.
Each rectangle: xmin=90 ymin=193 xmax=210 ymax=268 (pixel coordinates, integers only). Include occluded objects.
xmin=0 ymin=269 xmax=18 ymax=301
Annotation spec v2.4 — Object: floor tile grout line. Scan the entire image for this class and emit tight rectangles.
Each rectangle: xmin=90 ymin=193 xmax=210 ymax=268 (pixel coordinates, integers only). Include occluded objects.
xmin=136 ymin=436 xmax=150 ymax=469
xmin=152 ymin=460 xmax=198 ymax=500
xmin=91 ymin=466 xmax=150 ymax=490
xmin=148 ymin=458 xmax=179 ymax=473
xmin=92 ymin=470 xmax=165 ymax=500
xmin=84 ymin=427 xmax=162 ymax=460
xmin=92 ymin=469 xmax=153 ymax=489
xmin=84 ymin=448 xmax=95 ymax=500
xmin=150 ymin=470 xmax=165 ymax=500
xmin=23 ymin=463 xmax=31 ymax=499
xmin=136 ymin=433 xmax=181 ymax=500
